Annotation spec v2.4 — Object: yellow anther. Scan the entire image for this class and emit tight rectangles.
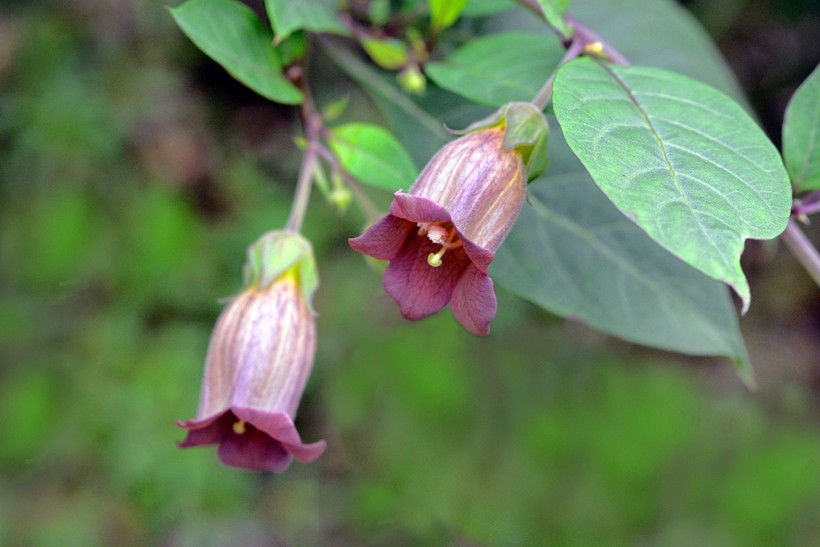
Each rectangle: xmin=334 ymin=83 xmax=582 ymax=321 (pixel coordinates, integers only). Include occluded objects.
xmin=232 ymin=420 xmax=247 ymax=434
xmin=584 ymin=42 xmax=605 ymax=56
xmin=426 ymin=224 xmax=449 ymax=245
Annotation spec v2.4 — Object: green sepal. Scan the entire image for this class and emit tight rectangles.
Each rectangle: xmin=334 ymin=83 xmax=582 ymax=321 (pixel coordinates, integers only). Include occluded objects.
xmin=500 ymin=102 xmax=550 ymax=181
xmin=243 ymin=230 xmax=319 ymax=311
xmin=454 ymin=102 xmax=550 ymax=182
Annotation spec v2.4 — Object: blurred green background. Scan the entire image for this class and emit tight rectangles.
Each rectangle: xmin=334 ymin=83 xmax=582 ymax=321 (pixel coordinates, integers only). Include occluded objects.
xmin=1 ymin=0 xmax=819 ymax=545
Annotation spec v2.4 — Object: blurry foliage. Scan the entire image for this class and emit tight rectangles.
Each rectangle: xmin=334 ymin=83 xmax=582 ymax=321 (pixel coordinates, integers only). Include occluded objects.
xmin=1 ymin=1 xmax=819 ymax=546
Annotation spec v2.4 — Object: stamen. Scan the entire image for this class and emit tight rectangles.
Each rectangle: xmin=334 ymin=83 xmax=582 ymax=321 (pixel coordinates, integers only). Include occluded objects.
xmin=426 ymin=226 xmax=461 ymax=268
xmin=428 ymin=247 xmax=447 ymax=267
xmin=232 ymin=420 xmax=247 ymax=434
xmin=426 ymin=224 xmax=449 ymax=244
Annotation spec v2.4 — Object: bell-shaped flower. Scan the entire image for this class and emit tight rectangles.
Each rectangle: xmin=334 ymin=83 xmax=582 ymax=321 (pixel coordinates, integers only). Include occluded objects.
xmin=178 ymin=230 xmax=325 ymax=472
xmin=350 ymin=103 xmax=548 ymax=335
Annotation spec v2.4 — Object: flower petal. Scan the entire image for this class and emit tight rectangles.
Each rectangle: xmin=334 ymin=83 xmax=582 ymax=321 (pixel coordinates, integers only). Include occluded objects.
xmin=450 ymin=264 xmax=496 ymax=336
xmin=382 ymin=232 xmax=470 ymax=320
xmin=390 ymin=192 xmax=451 ymax=224
xmin=177 ymin=410 xmax=231 ymax=447
xmin=217 ymin=424 xmax=292 ymax=472
xmin=234 ymin=406 xmax=326 ymax=464
xmin=349 ymin=214 xmax=414 ymax=261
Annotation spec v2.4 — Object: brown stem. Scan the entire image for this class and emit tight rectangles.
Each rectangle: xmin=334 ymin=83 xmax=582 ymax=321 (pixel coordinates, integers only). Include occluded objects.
xmin=285 ymin=62 xmax=322 ymax=232
xmin=781 ymin=219 xmax=820 ymax=287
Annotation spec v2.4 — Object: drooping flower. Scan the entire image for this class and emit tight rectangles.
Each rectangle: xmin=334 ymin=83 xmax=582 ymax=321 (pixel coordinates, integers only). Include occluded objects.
xmin=178 ymin=230 xmax=325 ymax=472
xmin=350 ymin=103 xmax=549 ymax=336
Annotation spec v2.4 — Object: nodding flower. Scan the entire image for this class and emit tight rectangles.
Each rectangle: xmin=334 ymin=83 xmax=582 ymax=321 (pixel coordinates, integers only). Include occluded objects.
xmin=178 ymin=230 xmax=325 ymax=472
xmin=350 ymin=102 xmax=548 ymax=336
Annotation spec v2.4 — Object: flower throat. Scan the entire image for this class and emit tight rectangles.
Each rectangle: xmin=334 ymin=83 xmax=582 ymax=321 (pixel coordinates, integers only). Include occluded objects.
xmin=417 ymin=222 xmax=462 ymax=268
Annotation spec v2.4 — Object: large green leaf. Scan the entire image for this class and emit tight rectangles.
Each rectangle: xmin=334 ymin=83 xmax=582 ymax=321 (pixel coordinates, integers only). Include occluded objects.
xmin=170 ymin=0 xmax=302 ymax=104
xmin=328 ymin=123 xmax=418 ymax=192
xmin=783 ymin=64 xmax=820 ymax=191
xmin=263 ymin=0 xmax=347 ymax=42
xmin=493 ymin=131 xmax=752 ymax=384
xmin=425 ymin=32 xmax=565 ymax=107
xmin=552 ymin=58 xmax=791 ymax=312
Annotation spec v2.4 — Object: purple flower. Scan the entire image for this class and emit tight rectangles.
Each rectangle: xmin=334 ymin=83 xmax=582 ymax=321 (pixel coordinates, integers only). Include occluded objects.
xmin=179 ymin=231 xmax=325 ymax=472
xmin=350 ymin=125 xmax=527 ymax=336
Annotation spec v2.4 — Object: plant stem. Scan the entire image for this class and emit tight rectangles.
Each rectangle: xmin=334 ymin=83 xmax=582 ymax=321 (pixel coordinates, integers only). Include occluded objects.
xmin=285 ymin=139 xmax=319 ymax=232
xmin=285 ymin=62 xmax=321 ymax=233
xmin=527 ymin=13 xmax=629 ymax=111
xmin=792 ymin=190 xmax=820 ymax=217
xmin=531 ymin=39 xmax=584 ymax=110
xmin=565 ymin=17 xmax=630 ymax=66
xmin=781 ymin=219 xmax=820 ymax=287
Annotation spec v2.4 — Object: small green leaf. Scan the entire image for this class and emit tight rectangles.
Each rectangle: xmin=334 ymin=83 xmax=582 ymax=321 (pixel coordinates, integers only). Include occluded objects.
xmin=535 ymin=0 xmax=573 ymax=38
xmin=553 ymin=58 xmax=792 ymax=312
xmin=429 ymin=0 xmax=468 ymax=32
xmin=493 ymin=132 xmax=753 ymax=385
xmin=264 ymin=0 xmax=348 ymax=42
xmin=329 ymin=123 xmax=418 ymax=191
xmin=170 ymin=0 xmax=302 ymax=104
xmin=783 ymin=64 xmax=820 ymax=191
xmin=361 ymin=37 xmax=409 ymax=70
xmin=321 ymin=95 xmax=350 ymax=122
xmin=425 ymin=32 xmax=565 ymax=107
xmin=276 ymin=30 xmax=307 ymax=66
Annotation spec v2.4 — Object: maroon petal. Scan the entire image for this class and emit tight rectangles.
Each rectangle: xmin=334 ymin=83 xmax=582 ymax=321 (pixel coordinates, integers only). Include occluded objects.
xmin=450 ymin=264 xmax=497 ymax=336
xmin=390 ymin=193 xmax=451 ymax=224
xmin=382 ymin=231 xmax=470 ymax=321
xmin=459 ymin=237 xmax=494 ymax=274
xmin=349 ymin=214 xmax=413 ymax=261
xmin=177 ymin=411 xmax=231 ymax=447
xmin=233 ymin=406 xmax=326 ymax=464
xmin=392 ymin=192 xmax=495 ymax=274
xmin=217 ymin=424 xmax=292 ymax=472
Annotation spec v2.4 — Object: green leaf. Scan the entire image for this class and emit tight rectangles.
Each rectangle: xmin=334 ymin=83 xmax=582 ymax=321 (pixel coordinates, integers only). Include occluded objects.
xmin=170 ymin=0 xmax=302 ymax=104
xmin=264 ymin=0 xmax=347 ymax=42
xmin=429 ymin=0 xmax=468 ymax=31
xmin=535 ymin=0 xmax=573 ymax=38
xmin=552 ymin=58 xmax=791 ymax=312
xmin=783 ymin=64 xmax=820 ymax=191
xmin=493 ymin=131 xmax=753 ymax=385
xmin=361 ymin=37 xmax=409 ymax=70
xmin=425 ymin=32 xmax=565 ymax=107
xmin=328 ymin=123 xmax=418 ymax=191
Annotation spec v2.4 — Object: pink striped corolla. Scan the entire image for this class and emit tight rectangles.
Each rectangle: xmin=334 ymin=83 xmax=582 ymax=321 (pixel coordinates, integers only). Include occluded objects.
xmin=178 ymin=231 xmax=325 ymax=472
xmin=349 ymin=114 xmax=540 ymax=336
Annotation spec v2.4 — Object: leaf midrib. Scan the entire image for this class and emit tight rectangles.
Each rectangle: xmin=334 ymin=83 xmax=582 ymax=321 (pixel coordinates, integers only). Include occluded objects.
xmin=593 ymin=60 xmax=730 ymax=274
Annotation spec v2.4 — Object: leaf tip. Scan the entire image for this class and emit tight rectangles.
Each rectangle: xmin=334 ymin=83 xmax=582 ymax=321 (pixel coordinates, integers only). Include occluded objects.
xmin=733 ymin=356 xmax=757 ymax=392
